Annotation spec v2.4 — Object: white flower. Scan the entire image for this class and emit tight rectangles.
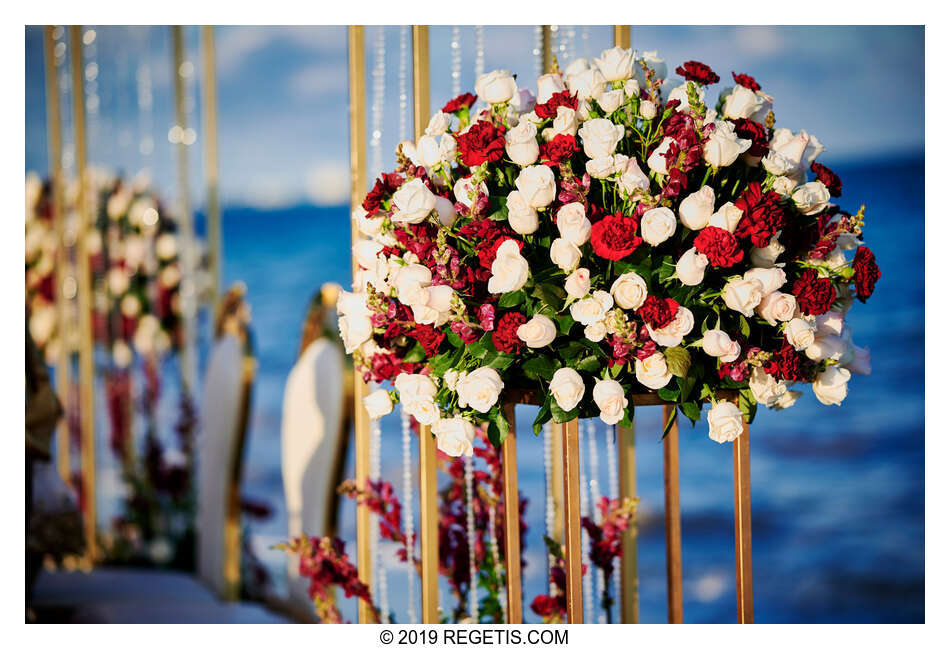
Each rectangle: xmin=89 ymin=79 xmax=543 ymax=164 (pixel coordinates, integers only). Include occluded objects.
xmin=550 ymin=367 xmax=585 ymax=412
xmin=412 ymin=284 xmax=455 ymax=327
xmin=392 ymin=263 xmax=432 ymax=306
xmin=566 ymin=68 xmax=606 ymax=102
xmin=704 ymin=120 xmax=752 ymax=168
xmin=756 ymin=292 xmax=797 ymax=326
xmin=537 ymin=72 xmax=566 ymax=104
xmin=564 ymin=58 xmax=590 ymax=76
xmin=505 ymin=120 xmax=540 ymax=166
xmin=843 ymin=343 xmax=872 ymax=376
xmin=723 ymin=277 xmax=765 ymax=317
xmin=550 ymin=238 xmax=582 ymax=272
xmin=639 ymin=99 xmax=658 ymax=120
xmin=364 ymin=390 xmax=394 ymax=420
xmin=518 ymin=314 xmax=557 ymax=348
xmin=456 ymin=367 xmax=504 ymax=413
xmin=391 ymin=178 xmax=437 ymax=224
xmin=594 ymin=46 xmax=635 ymax=81
xmin=543 ymin=106 xmax=578 ymax=141
xmin=619 ymin=158 xmax=650 ymax=197
xmin=748 ymin=366 xmax=789 ymax=408
xmin=701 ymin=329 xmax=741 ymax=363
xmin=813 ymin=366 xmax=851 ymax=406
xmin=675 ymin=247 xmax=709 ymax=286
xmin=556 ymin=203 xmax=592 ymax=246
xmin=792 ymin=181 xmax=831 ymax=215
xmin=678 ymin=186 xmax=715 ymax=230
xmin=120 ymin=294 xmax=142 ymax=318
xmin=805 ymin=334 xmax=848 ymax=362
xmin=648 ymin=307 xmax=694 ymax=347
xmin=439 ymin=134 xmax=458 ymax=165
xmin=570 ymin=290 xmax=614 ymax=326
xmin=623 ymin=78 xmax=640 ymax=98
xmin=112 ymin=341 xmax=133 ymax=369
xmin=416 ymin=135 xmax=443 ymax=167
xmin=744 ymin=267 xmax=786 ymax=294
xmin=578 ymin=118 xmax=625 ymax=159
xmin=764 ymin=129 xmax=824 ymax=178
xmin=722 ymin=85 xmax=764 ymax=120
xmin=771 ymin=176 xmax=798 ymax=197
xmin=593 ymin=379 xmax=629 ymax=425
xmin=635 ymin=352 xmax=673 ymax=390
xmin=514 ymin=165 xmax=556 ymax=208
xmin=784 ymin=317 xmax=816 ymax=351
xmin=666 ymin=81 xmax=703 ymax=113
xmin=475 ymin=69 xmax=518 ymax=104
xmin=586 ymin=156 xmax=619 ymax=179
xmin=584 ymin=321 xmax=607 ymax=342
xmin=339 ymin=313 xmax=373 ymax=354
xmin=815 ymin=311 xmax=846 ymax=337
xmin=707 ymin=401 xmax=744 ymax=443
xmin=565 ymin=268 xmax=591 ymax=299
xmin=647 ymin=137 xmax=674 ymax=175
xmin=505 ymin=191 xmax=539 ymax=235
xmin=435 ymin=196 xmax=458 ymax=228
xmin=488 ymin=239 xmax=529 ymax=294
xmin=354 ymin=239 xmax=383 ymax=270
xmin=610 ymin=271 xmax=648 ymax=310
xmin=597 ymin=89 xmax=625 ymax=114
xmin=395 ymin=372 xmax=437 ymax=401
xmin=425 ymin=111 xmax=451 ymax=136
xmin=433 ymin=418 xmax=477 ymax=457
xmin=640 ymin=207 xmax=677 ymax=246
xmin=453 ymin=176 xmax=487 ymax=208
xmin=708 ymin=202 xmax=744 ymax=233
xmin=750 ymin=232 xmax=786 ymax=268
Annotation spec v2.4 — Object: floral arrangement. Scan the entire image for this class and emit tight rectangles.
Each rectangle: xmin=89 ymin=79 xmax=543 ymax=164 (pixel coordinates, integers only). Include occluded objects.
xmin=343 ymin=45 xmax=881 ymax=448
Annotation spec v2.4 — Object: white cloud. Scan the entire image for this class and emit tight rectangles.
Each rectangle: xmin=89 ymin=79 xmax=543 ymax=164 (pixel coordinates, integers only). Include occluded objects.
xmin=287 ymin=62 xmax=347 ymax=99
xmin=305 ymin=160 xmax=350 ymax=206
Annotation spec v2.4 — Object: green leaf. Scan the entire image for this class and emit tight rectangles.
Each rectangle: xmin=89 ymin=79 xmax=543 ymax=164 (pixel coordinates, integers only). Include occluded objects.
xmin=550 ymin=398 xmax=579 ymax=424
xmin=446 ymin=331 xmax=464 ymax=348
xmin=661 ymin=405 xmax=678 ymax=438
xmin=402 ymin=341 xmax=425 ymax=363
xmin=739 ymin=315 xmax=751 ymax=339
xmin=430 ymin=351 xmax=456 ymax=376
xmin=574 ymin=355 xmax=601 ymax=373
xmin=679 ymin=400 xmax=701 ymax=422
xmin=738 ymin=388 xmax=757 ymax=425
xmin=490 ymin=407 xmax=510 ymax=446
xmin=531 ymin=282 xmax=566 ymax=311
xmin=523 ymin=356 xmax=558 ymax=381
xmin=663 ymin=346 xmax=692 ymax=379
xmin=658 ymin=386 xmax=680 ymax=402
xmin=555 ymin=315 xmax=574 ymax=335
xmin=488 ymin=353 xmax=515 ymax=372
xmin=467 ymin=341 xmax=489 ymax=360
xmin=532 ymin=395 xmax=552 ymax=435
xmin=498 ymin=290 xmax=526 ymax=308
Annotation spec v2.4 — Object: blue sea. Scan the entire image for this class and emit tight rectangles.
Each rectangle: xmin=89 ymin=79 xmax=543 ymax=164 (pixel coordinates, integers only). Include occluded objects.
xmin=208 ymin=154 xmax=924 ymax=624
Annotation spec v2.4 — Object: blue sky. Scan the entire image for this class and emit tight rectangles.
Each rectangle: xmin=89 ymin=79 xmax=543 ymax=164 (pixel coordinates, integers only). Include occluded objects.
xmin=25 ymin=25 xmax=923 ymax=209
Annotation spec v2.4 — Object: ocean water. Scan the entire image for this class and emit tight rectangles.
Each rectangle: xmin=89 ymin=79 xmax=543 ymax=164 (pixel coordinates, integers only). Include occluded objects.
xmin=218 ymin=154 xmax=924 ymax=624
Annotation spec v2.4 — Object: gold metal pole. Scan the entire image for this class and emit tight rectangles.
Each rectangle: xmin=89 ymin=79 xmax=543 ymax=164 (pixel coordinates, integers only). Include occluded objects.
xmin=732 ymin=399 xmax=754 ymax=623
xmin=559 ymin=418 xmax=583 ymax=624
xmin=501 ymin=402 xmax=522 ymax=623
xmin=663 ymin=404 xmax=684 ymax=623
xmin=617 ymin=420 xmax=639 ymax=623
xmin=44 ymin=26 xmax=71 ymax=485
xmin=613 ymin=25 xmax=630 ymax=50
xmin=69 ymin=25 xmax=96 ymax=563
xmin=201 ymin=25 xmax=222 ymax=312
xmin=347 ymin=24 xmax=374 ymax=625
xmin=541 ymin=26 xmax=552 ymax=74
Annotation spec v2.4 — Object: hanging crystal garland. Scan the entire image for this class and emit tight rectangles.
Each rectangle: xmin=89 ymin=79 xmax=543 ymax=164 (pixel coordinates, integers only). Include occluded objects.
xmin=585 ymin=418 xmax=607 ymax=624
xmin=474 ymin=25 xmax=485 ymax=80
xmin=581 ymin=25 xmax=591 ymax=60
xmin=563 ymin=26 xmax=577 ymax=66
xmin=487 ymin=492 xmax=504 ymax=622
xmin=464 ymin=455 xmax=478 ymax=619
xmin=542 ymin=422 xmax=555 ymax=596
xmin=81 ymin=27 xmax=100 ymax=162
xmin=398 ymin=26 xmax=409 ymax=144
xmin=369 ymin=26 xmax=385 ymax=184
xmin=450 ymin=26 xmax=462 ymax=97
xmin=136 ymin=27 xmax=154 ymax=177
xmin=369 ymin=384 xmax=388 ymax=618
xmin=578 ymin=420 xmax=593 ymax=622
xmin=605 ymin=422 xmax=621 ymax=623
xmin=533 ymin=26 xmax=544 ymax=79
xmin=400 ymin=408 xmax=418 ymax=623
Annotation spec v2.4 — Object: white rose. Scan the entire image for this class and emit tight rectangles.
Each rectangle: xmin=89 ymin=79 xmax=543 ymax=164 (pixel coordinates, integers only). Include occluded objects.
xmin=564 ymin=58 xmax=589 ymax=76
xmin=639 ymin=99 xmax=658 ymax=120
xmin=756 ymin=291 xmax=797 ymax=326
xmin=439 ymin=134 xmax=458 ymax=164
xmin=434 ymin=196 xmax=458 ymax=228
xmin=619 ymin=158 xmax=650 ymax=197
xmin=456 ymin=366 xmax=504 ymax=413
xmin=701 ymin=329 xmax=741 ymax=363
xmin=648 ymin=306 xmax=694 ymax=347
xmin=750 ymin=232 xmax=786 ymax=268
xmin=744 ymin=267 xmax=786 ymax=294
xmin=433 ymin=417 xmax=476 ymax=457
xmin=510 ymin=88 xmax=536 ymax=115
xmin=722 ymin=85 xmax=763 ymax=120
xmin=771 ymin=176 xmax=798 ymax=197
xmin=453 ymin=176 xmax=487 ymax=208
xmin=593 ymin=46 xmax=635 ymax=82
xmin=723 ymin=277 xmax=765 ymax=317
xmin=578 ymin=118 xmax=625 ymax=159
xmin=678 ymin=186 xmax=715 ymax=230
xmin=570 ymin=290 xmax=614 ymax=326
xmin=550 ymin=237 xmax=582 ymax=272
xmin=844 ymin=343 xmax=871 ymax=376
xmin=791 ymin=181 xmax=831 ymax=215
xmin=475 ymin=69 xmax=518 ymax=104
xmin=505 ymin=120 xmax=540 ymax=166
xmin=666 ymin=81 xmax=703 ymax=113
xmin=623 ymin=78 xmax=640 ymax=98
xmin=556 ymin=203 xmax=592 ymax=246
xmin=364 ymin=390 xmax=394 ymax=420
xmin=635 ymin=352 xmax=673 ymax=390
xmin=505 ymin=191 xmax=539 ymax=235
xmin=416 ymin=135 xmax=443 ymax=167
xmin=584 ymin=321 xmax=607 ymax=342
xmin=815 ymin=311 xmax=846 ymax=337
xmin=550 ymin=367 xmax=586 ymax=412
xmin=593 ymin=379 xmax=629 ymax=425
xmin=784 ymin=317 xmax=816 ymax=351
xmin=640 ymin=207 xmax=677 ymax=246
xmin=425 ymin=111 xmax=451 ymax=136
xmin=543 ymin=106 xmax=578 ymax=141
xmin=487 ymin=239 xmax=530 ymax=294
xmin=537 ymin=73 xmax=566 ymax=104
xmin=354 ymin=239 xmax=383 ymax=270
xmin=565 ymin=268 xmax=591 ymax=299
xmin=748 ymin=366 xmax=789 ymax=408
xmin=412 ymin=284 xmax=456 ymax=326
xmin=813 ymin=366 xmax=851 ymax=406
xmin=339 ymin=313 xmax=373 ymax=353
xmin=805 ymin=334 xmax=848 ymax=362
xmin=514 ymin=165 xmax=556 ymax=208
xmin=636 ymin=51 xmax=667 ymax=83
xmin=517 ymin=314 xmax=557 ymax=348
xmin=566 ymin=68 xmax=606 ymax=102
xmin=395 ymin=372 xmax=438 ymax=400
xmin=610 ymin=272 xmax=648 ymax=310
xmin=647 ymin=137 xmax=674 ymax=175
xmin=391 ymin=178 xmax=437 ymax=224
xmin=410 ymin=398 xmax=441 ymax=425
xmin=392 ymin=263 xmax=432 ymax=306
xmin=704 ymin=120 xmax=752 ymax=168
xmin=597 ymin=89 xmax=625 ymax=114
xmin=586 ymin=156 xmax=618 ymax=179
xmin=707 ymin=401 xmax=744 ymax=444
xmin=675 ymin=247 xmax=709 ymax=286
xmin=708 ymin=202 xmax=744 ymax=233
xmin=355 ymin=211 xmax=384 ymax=238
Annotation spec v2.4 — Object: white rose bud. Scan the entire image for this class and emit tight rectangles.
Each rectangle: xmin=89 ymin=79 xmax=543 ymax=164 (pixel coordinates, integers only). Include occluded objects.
xmin=791 ymin=181 xmax=831 ymax=215
xmin=564 ymin=58 xmax=590 ymax=76
xmin=675 ymin=247 xmax=709 ymax=286
xmin=678 ymin=186 xmax=715 ymax=230
xmin=425 ymin=111 xmax=451 ymax=136
xmin=619 ymin=158 xmax=650 ymax=197
xmin=704 ymin=120 xmax=752 ymax=168
xmin=813 ymin=366 xmax=851 ymax=406
xmin=623 ymin=78 xmax=640 ymax=98
xmin=395 ymin=373 xmax=438 ymax=402
xmin=505 ymin=120 xmax=540 ymax=166
xmin=556 ymin=202 xmax=592 ymax=246
xmin=505 ymin=191 xmax=539 ymax=235
xmin=610 ymin=271 xmax=648 ymax=310
xmin=514 ymin=165 xmax=557 ymax=208
xmin=784 ymin=317 xmax=816 ymax=351
xmin=756 ymin=291 xmax=797 ymax=326
xmin=723 ymin=277 xmax=765 ymax=317
xmin=708 ymin=202 xmax=744 ymax=233
xmin=391 ymin=178 xmax=437 ymax=224
xmin=647 ymin=137 xmax=674 ymax=175
xmin=488 ymin=239 xmax=530 ymax=294
xmin=456 ymin=366 xmax=504 ymax=413
xmin=707 ymin=401 xmax=744 ymax=443
xmin=640 ymin=207 xmax=677 ymax=246
xmin=363 ymin=390 xmax=394 ymax=420
xmin=701 ymin=329 xmax=741 ymax=363
xmin=565 ymin=268 xmax=591 ymax=299
xmin=433 ymin=417 xmax=476 ymax=457
xmin=639 ymin=99 xmax=658 ymax=120
xmin=550 ymin=367 xmax=586 ymax=412
xmin=593 ymin=46 xmax=635 ymax=82
xmin=593 ymin=379 xmax=629 ymax=425
xmin=475 ymin=69 xmax=518 ymax=104
xmin=339 ymin=314 xmax=373 ymax=354
xmin=517 ymin=314 xmax=558 ymax=348
xmin=635 ymin=352 xmax=673 ymax=390
xmin=750 ymin=232 xmax=786 ymax=268
xmin=537 ymin=73 xmax=566 ymax=104
xmin=648 ymin=306 xmax=694 ymax=347
xmin=744 ymin=267 xmax=787 ymax=295
xmin=550 ymin=238 xmax=582 ymax=273
xmin=570 ymin=290 xmax=614 ymax=326
xmin=771 ymin=176 xmax=798 ymax=197
xmin=597 ymin=89 xmax=625 ymax=115
xmin=578 ymin=118 xmax=625 ymax=159
xmin=435 ymin=196 xmax=458 ymax=228
xmin=584 ymin=321 xmax=607 ymax=342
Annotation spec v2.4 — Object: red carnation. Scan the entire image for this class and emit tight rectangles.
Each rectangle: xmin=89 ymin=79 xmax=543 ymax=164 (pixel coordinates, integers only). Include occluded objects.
xmin=409 ymin=324 xmax=445 ymax=356
xmin=442 ymin=92 xmax=477 ymax=114
xmin=540 ymin=134 xmax=578 ymax=166
xmin=675 ymin=60 xmax=720 ymax=85
xmin=731 ymin=118 xmax=769 ymax=158
xmin=693 ymin=226 xmax=744 ymax=268
xmin=457 ymin=121 xmax=506 ymax=168
xmin=852 ymin=246 xmax=881 ymax=303
xmin=734 ymin=182 xmax=787 ymax=248
xmin=791 ymin=269 xmax=836 ymax=316
xmin=492 ymin=312 xmax=526 ymax=354
xmin=810 ymin=161 xmax=843 ymax=198
xmin=731 ymin=72 xmax=761 ymax=92
xmin=764 ymin=342 xmax=815 ymax=383
xmin=637 ymin=296 xmax=679 ymax=329
xmin=590 ymin=213 xmax=643 ymax=261
xmin=535 ymin=89 xmax=579 ymax=119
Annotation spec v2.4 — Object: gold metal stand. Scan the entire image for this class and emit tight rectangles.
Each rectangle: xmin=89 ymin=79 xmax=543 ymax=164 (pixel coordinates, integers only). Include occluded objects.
xmin=201 ymin=25 xmax=222 ymax=311
xmin=663 ymin=404 xmax=684 ymax=623
xmin=559 ymin=418 xmax=584 ymax=623
xmin=613 ymin=25 xmax=631 ymax=50
xmin=732 ymin=396 xmax=754 ymax=623
xmin=501 ymin=402 xmax=522 ymax=623
xmin=617 ymin=421 xmax=639 ymax=623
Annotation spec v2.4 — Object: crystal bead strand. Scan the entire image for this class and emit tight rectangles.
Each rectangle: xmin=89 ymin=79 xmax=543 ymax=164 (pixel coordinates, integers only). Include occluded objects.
xmin=398 ymin=26 xmax=409 ymax=144
xmin=488 ymin=496 xmax=504 ymax=622
xmin=451 ymin=26 xmax=462 ymax=97
xmin=578 ymin=420 xmax=593 ymax=622
xmin=585 ymin=418 xmax=607 ymax=624
xmin=369 ymin=25 xmax=386 ymax=184
xmin=564 ymin=26 xmax=577 ymax=66
xmin=135 ymin=27 xmax=154 ymax=176
xmin=542 ymin=422 xmax=555 ymax=595
xmin=581 ymin=25 xmax=591 ymax=60
xmin=605 ymin=422 xmax=621 ymax=623
xmin=533 ymin=26 xmax=544 ymax=79
xmin=474 ymin=25 xmax=485 ymax=79
xmin=401 ymin=408 xmax=417 ymax=623
xmin=369 ymin=393 xmax=388 ymax=619
xmin=464 ymin=455 xmax=478 ymax=619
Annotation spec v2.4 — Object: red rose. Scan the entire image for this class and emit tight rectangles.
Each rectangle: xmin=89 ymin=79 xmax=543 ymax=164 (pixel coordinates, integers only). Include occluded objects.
xmin=457 ymin=121 xmax=506 ymax=167
xmin=590 ymin=213 xmax=643 ymax=261
xmin=636 ymin=296 xmax=679 ymax=329
xmin=810 ymin=161 xmax=843 ymax=198
xmin=731 ymin=118 xmax=769 ymax=158
xmin=539 ymin=134 xmax=578 ymax=166
xmin=675 ymin=60 xmax=720 ymax=85
xmin=693 ymin=226 xmax=744 ymax=267
xmin=492 ymin=312 xmax=526 ymax=354
xmin=791 ymin=268 xmax=836 ymax=316
xmin=731 ymin=72 xmax=761 ymax=92
xmin=734 ymin=182 xmax=787 ymax=248
xmin=534 ymin=89 xmax=578 ymax=119
xmin=442 ymin=92 xmax=477 ymax=114
xmin=409 ymin=324 xmax=445 ymax=356
xmin=852 ymin=246 xmax=881 ymax=303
